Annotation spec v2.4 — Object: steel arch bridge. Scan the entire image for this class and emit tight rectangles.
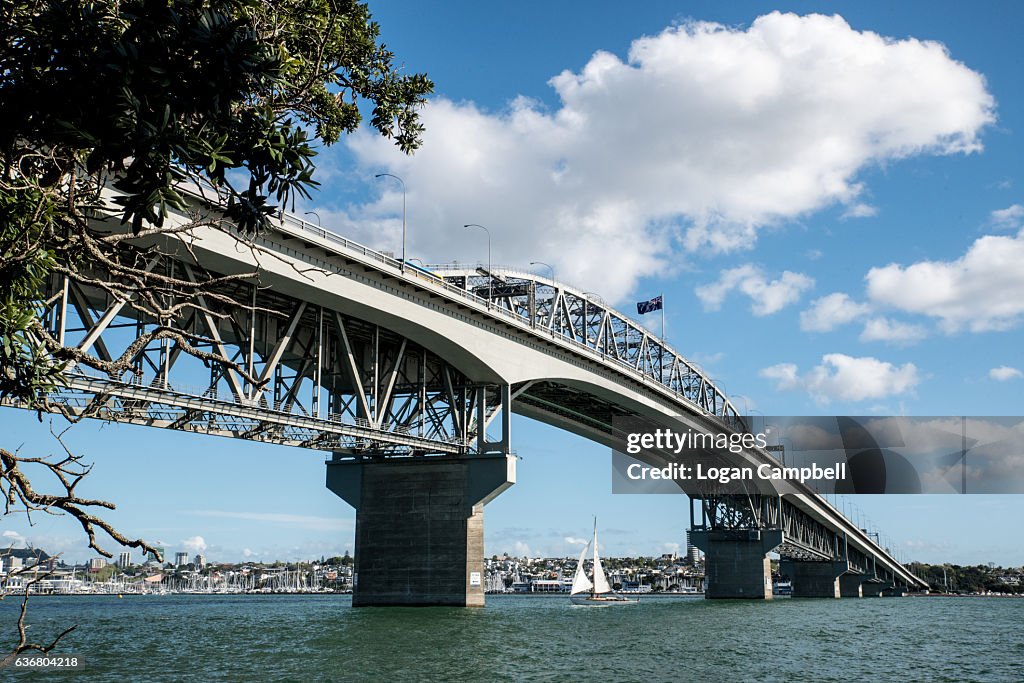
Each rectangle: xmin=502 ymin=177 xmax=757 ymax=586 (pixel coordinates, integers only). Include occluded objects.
xmin=10 ymin=187 xmax=926 ymax=597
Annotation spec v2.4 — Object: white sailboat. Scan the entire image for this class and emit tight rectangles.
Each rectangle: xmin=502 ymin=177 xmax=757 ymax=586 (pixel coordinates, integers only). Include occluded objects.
xmin=569 ymin=519 xmax=639 ymax=606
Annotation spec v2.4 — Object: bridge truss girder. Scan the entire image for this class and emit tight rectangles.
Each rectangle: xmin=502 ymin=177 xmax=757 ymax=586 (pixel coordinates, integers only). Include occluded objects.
xmin=28 ymin=261 xmax=510 ymax=457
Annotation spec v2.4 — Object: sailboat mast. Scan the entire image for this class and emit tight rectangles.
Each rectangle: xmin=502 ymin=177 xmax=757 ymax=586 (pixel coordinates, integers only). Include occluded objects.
xmin=591 ymin=518 xmax=612 ymax=595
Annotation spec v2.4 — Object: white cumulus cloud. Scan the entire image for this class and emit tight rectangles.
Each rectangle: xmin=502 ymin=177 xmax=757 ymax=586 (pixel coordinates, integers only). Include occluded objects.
xmin=859 ymin=317 xmax=928 ymax=344
xmin=180 ymin=536 xmax=207 ymax=554
xmin=335 ymin=12 xmax=993 ymax=302
xmin=760 ymin=353 xmax=921 ymax=404
xmin=989 ymin=366 xmax=1023 ymax=381
xmin=842 ymin=203 xmax=879 ymax=219
xmin=866 ymin=228 xmax=1024 ymax=332
xmin=2 ymin=530 xmax=27 ymax=548
xmin=512 ymin=541 xmax=533 ymax=557
xmin=800 ymin=292 xmax=871 ymax=332
xmin=696 ymin=264 xmax=814 ymax=315
xmin=991 ymin=204 xmax=1024 ymax=230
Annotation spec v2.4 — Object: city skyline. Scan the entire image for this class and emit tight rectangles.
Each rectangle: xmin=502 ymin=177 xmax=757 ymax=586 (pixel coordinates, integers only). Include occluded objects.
xmin=4 ymin=0 xmax=1024 ymax=566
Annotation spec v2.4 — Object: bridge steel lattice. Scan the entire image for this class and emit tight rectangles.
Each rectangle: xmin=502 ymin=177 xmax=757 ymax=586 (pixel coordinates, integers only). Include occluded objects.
xmin=41 ymin=264 xmax=503 ymax=456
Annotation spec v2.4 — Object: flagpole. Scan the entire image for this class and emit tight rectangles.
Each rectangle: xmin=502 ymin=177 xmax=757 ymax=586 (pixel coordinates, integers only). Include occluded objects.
xmin=661 ymin=293 xmax=665 ymax=342
xmin=660 ymin=294 xmax=665 ymax=383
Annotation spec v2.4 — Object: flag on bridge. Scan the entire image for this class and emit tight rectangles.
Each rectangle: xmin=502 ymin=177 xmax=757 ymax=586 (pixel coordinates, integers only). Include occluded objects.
xmin=636 ymin=295 xmax=663 ymax=315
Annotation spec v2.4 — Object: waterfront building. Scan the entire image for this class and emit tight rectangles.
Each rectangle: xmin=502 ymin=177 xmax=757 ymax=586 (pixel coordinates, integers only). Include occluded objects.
xmin=194 ymin=554 xmax=207 ymax=569
xmin=88 ymin=557 xmax=107 ymax=572
xmin=686 ymin=531 xmax=701 ymax=565
xmin=174 ymin=552 xmax=190 ymax=567
xmin=119 ymin=551 xmax=131 ymax=568
xmin=1 ymin=549 xmax=56 ymax=574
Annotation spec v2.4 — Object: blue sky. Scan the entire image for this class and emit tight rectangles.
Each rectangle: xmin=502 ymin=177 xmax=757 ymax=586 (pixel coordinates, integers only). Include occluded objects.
xmin=4 ymin=1 xmax=1024 ymax=566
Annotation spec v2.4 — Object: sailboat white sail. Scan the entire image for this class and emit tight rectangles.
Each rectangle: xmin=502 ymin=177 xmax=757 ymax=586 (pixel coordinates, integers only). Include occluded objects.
xmin=569 ymin=518 xmax=639 ymax=606
xmin=570 ymin=540 xmax=593 ymax=596
xmin=591 ymin=520 xmax=612 ymax=595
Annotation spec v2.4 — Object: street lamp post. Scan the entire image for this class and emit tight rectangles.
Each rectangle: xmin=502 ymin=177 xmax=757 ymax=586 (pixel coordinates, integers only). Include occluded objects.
xmin=304 ymin=211 xmax=321 ymax=227
xmin=730 ymin=394 xmax=750 ymax=416
xmin=464 ymin=223 xmax=491 ymax=306
xmin=531 ymin=262 xmax=555 ymax=330
xmin=375 ymin=173 xmax=406 ymax=271
xmin=529 ymin=261 xmax=554 ymax=282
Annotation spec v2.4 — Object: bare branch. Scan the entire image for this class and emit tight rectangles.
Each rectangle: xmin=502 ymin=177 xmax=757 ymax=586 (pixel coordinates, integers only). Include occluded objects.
xmin=1 ymin=446 xmax=160 ymax=560
xmin=0 ymin=555 xmax=77 ymax=667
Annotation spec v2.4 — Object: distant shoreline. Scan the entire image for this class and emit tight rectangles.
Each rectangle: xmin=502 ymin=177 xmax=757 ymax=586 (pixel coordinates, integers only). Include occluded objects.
xmin=6 ymin=591 xmax=1021 ymax=600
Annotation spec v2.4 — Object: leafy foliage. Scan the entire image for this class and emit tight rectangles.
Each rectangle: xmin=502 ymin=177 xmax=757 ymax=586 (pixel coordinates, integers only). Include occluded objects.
xmin=0 ymin=187 xmax=63 ymax=407
xmin=253 ymin=0 xmax=434 ymax=151
xmin=914 ymin=563 xmax=1024 ymax=594
xmin=2 ymin=0 xmax=432 ymax=235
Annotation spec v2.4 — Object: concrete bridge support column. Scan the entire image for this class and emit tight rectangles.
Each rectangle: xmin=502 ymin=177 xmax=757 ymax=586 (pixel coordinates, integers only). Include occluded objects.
xmin=781 ymin=560 xmax=847 ymax=598
xmin=690 ymin=530 xmax=782 ymax=599
xmin=327 ymin=454 xmax=515 ymax=607
xmin=861 ymin=582 xmax=885 ymax=597
xmin=839 ymin=574 xmax=866 ymax=598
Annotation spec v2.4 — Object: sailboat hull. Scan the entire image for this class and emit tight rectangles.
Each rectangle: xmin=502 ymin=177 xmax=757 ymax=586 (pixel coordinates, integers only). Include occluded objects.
xmin=569 ymin=594 xmax=640 ymax=607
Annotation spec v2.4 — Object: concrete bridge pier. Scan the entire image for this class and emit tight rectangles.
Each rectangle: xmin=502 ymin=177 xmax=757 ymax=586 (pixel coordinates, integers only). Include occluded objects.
xmin=327 ymin=454 xmax=515 ymax=607
xmin=690 ymin=530 xmax=782 ymax=599
xmin=781 ymin=560 xmax=849 ymax=598
xmin=839 ymin=573 xmax=867 ymax=598
xmin=861 ymin=582 xmax=886 ymax=597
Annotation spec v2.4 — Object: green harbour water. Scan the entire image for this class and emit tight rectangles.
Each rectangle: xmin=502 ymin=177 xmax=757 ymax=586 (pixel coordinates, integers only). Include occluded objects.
xmin=2 ymin=593 xmax=1022 ymax=682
